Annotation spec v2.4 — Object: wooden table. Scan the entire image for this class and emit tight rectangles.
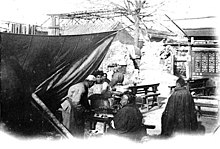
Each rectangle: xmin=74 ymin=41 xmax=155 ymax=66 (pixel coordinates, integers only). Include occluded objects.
xmin=86 ymin=113 xmax=113 ymax=133
xmin=128 ymin=83 xmax=161 ymax=110
xmin=128 ymin=83 xmax=159 ymax=94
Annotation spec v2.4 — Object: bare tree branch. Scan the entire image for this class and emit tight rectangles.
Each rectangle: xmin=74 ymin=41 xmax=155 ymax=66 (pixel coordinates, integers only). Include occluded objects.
xmin=125 ymin=0 xmax=134 ymax=15
xmin=127 ymin=0 xmax=135 ymax=7
xmin=152 ymin=20 xmax=174 ymax=33
xmin=110 ymin=2 xmax=127 ymax=11
xmin=124 ymin=14 xmax=135 ymax=23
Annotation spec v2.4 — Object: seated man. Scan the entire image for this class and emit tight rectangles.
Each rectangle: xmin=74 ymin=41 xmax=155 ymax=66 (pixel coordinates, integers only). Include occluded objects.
xmin=108 ymin=91 xmax=146 ymax=141
xmin=161 ymin=77 xmax=198 ymax=137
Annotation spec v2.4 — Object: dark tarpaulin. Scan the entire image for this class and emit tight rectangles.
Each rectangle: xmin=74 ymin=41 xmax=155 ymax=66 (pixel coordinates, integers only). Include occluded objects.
xmin=0 ymin=31 xmax=117 ymax=136
xmin=1 ymin=31 xmax=117 ymax=109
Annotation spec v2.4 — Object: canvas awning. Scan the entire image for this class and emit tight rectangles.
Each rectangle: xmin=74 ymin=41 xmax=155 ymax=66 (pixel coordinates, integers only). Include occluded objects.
xmin=1 ymin=31 xmax=117 ymax=137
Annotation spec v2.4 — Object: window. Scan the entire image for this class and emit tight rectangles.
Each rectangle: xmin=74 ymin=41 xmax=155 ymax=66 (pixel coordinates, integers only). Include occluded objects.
xmin=192 ymin=49 xmax=219 ymax=76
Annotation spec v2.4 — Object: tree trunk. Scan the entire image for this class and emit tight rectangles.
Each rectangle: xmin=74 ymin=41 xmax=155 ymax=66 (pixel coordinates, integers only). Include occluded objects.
xmin=133 ymin=0 xmax=141 ymax=58
xmin=134 ymin=14 xmax=139 ymax=49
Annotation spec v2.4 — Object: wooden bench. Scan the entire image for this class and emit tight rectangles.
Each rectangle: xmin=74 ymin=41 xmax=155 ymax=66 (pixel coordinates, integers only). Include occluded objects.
xmin=187 ymin=78 xmax=216 ymax=96
xmin=168 ymin=85 xmax=176 ymax=93
xmin=169 ymin=78 xmax=216 ymax=96
xmin=128 ymin=83 xmax=161 ymax=111
xmin=193 ymin=95 xmax=219 ymax=118
xmin=140 ymin=93 xmax=161 ymax=110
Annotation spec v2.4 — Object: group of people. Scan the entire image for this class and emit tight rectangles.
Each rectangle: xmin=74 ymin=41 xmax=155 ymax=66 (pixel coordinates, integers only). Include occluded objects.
xmin=60 ymin=70 xmax=200 ymax=140
xmin=109 ymin=77 xmax=200 ymax=140
xmin=60 ymin=69 xmax=125 ymax=137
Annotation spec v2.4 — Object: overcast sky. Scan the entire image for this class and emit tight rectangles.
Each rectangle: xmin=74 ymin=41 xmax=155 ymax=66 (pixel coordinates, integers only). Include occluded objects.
xmin=0 ymin=0 xmax=219 ymax=28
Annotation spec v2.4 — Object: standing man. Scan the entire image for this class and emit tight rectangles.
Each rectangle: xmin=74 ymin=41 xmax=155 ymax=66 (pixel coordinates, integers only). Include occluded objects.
xmin=161 ymin=77 xmax=198 ymax=137
xmin=61 ymin=75 xmax=96 ymax=137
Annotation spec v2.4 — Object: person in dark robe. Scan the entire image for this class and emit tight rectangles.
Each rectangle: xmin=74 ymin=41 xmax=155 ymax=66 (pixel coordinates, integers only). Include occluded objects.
xmin=109 ymin=91 xmax=146 ymax=141
xmin=161 ymin=77 xmax=198 ymax=137
xmin=60 ymin=75 xmax=96 ymax=137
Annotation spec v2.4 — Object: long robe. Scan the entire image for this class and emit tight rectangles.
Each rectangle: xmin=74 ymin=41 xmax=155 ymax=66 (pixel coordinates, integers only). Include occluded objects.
xmin=61 ymin=82 xmax=90 ymax=137
xmin=112 ymin=104 xmax=146 ymax=140
xmin=161 ymin=87 xmax=198 ymax=137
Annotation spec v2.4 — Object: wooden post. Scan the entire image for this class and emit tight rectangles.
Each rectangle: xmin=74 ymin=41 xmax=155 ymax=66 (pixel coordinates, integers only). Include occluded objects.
xmin=23 ymin=25 xmax=26 ymax=34
xmin=19 ymin=24 xmax=21 ymax=34
xmin=15 ymin=24 xmax=18 ymax=34
xmin=9 ymin=23 xmax=13 ymax=33
xmin=31 ymin=93 xmax=74 ymax=139
xmin=186 ymin=38 xmax=193 ymax=80
xmin=49 ymin=16 xmax=60 ymax=35
xmin=186 ymin=37 xmax=193 ymax=90
xmin=26 ymin=25 xmax=30 ymax=34
xmin=57 ymin=17 xmax=60 ymax=35
xmin=169 ymin=52 xmax=175 ymax=75
xmin=189 ymin=37 xmax=194 ymax=79
xmin=50 ymin=16 xmax=56 ymax=35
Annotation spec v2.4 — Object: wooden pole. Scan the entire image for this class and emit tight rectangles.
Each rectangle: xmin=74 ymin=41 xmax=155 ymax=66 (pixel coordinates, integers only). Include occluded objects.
xmin=189 ymin=37 xmax=194 ymax=79
xmin=31 ymin=93 xmax=74 ymax=139
xmin=50 ymin=16 xmax=56 ymax=35
xmin=165 ymin=14 xmax=188 ymax=38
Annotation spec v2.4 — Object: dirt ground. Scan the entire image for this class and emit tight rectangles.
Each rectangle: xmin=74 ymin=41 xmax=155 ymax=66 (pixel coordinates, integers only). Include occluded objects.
xmin=85 ymin=95 xmax=219 ymax=139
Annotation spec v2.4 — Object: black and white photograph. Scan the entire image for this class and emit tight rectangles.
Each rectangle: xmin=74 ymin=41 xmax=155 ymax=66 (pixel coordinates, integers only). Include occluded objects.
xmin=0 ymin=0 xmax=219 ymax=148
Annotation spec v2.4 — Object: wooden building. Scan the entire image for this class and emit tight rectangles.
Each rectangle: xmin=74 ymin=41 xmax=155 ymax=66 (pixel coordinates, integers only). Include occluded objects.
xmin=164 ymin=27 xmax=219 ymax=79
xmin=183 ymin=28 xmax=219 ymax=79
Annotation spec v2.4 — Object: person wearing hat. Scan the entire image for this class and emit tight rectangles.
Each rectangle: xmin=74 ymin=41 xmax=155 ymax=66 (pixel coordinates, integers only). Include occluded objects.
xmin=60 ymin=75 xmax=96 ymax=137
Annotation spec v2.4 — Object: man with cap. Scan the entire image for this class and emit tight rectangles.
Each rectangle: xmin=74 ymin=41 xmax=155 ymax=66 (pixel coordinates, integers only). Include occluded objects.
xmin=61 ymin=75 xmax=96 ymax=137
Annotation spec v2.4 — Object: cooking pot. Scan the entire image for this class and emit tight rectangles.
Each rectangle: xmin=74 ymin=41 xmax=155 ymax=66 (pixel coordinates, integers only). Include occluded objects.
xmin=89 ymin=94 xmax=110 ymax=109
